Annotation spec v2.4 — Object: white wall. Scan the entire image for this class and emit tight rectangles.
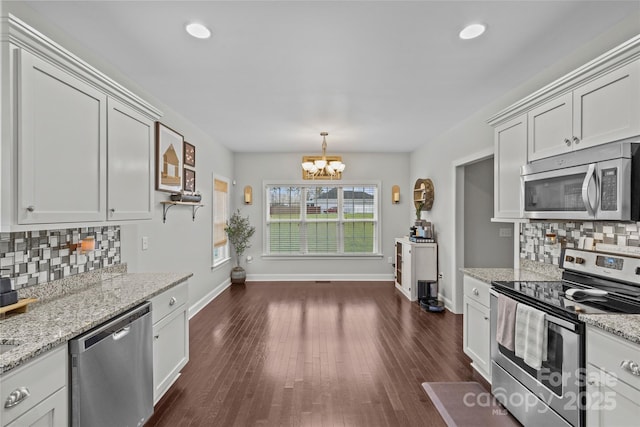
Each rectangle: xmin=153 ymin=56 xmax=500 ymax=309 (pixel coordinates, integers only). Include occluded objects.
xmin=4 ymin=2 xmax=235 ymax=314
xmin=234 ymin=152 xmax=410 ymax=280
xmin=463 ymin=157 xmax=513 ymax=268
xmin=410 ymin=12 xmax=640 ymax=313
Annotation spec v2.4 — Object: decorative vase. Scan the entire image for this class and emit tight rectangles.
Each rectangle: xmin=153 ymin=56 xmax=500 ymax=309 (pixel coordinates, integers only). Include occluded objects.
xmin=230 ymin=266 xmax=246 ymax=284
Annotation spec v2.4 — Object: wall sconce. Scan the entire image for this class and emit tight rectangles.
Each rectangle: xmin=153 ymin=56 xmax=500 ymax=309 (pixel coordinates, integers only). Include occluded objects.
xmin=244 ymin=185 xmax=253 ymax=205
xmin=392 ymin=185 xmax=400 ymax=204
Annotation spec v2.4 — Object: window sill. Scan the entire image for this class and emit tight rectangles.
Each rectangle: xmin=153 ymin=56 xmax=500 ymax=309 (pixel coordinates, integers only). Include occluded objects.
xmin=261 ymin=254 xmax=383 ymax=261
xmin=211 ymin=257 xmax=231 ymax=269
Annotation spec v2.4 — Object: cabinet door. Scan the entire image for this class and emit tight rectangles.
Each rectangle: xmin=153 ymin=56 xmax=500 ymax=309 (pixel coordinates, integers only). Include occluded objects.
xmin=394 ymin=241 xmax=402 ymax=287
xmin=494 ymin=115 xmax=527 ymax=219
xmin=153 ymin=305 xmax=189 ymax=404
xmin=107 ymin=98 xmax=154 ymax=220
xmin=527 ymin=93 xmax=573 ymax=161
xmin=573 ymin=60 xmax=640 ymax=151
xmin=17 ymin=49 xmax=107 ymax=224
xmin=5 ymin=387 xmax=68 ymax=427
xmin=586 ymin=366 xmax=640 ymax=427
xmin=463 ymin=296 xmax=490 ymax=379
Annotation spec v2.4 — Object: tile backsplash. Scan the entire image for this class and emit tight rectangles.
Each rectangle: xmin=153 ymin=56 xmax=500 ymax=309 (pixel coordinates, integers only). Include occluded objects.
xmin=0 ymin=226 xmax=121 ymax=289
xmin=520 ymin=221 xmax=639 ymax=265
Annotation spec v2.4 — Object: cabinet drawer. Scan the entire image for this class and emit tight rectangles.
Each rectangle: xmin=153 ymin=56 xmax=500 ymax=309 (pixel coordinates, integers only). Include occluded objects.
xmin=151 ymin=280 xmax=188 ymax=324
xmin=587 ymin=326 xmax=640 ymax=390
xmin=1 ymin=345 xmax=67 ymax=425
xmin=463 ymin=275 xmax=490 ymax=307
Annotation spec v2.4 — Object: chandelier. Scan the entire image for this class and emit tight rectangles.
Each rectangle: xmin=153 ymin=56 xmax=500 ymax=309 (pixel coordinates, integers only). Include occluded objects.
xmin=301 ymin=132 xmax=346 ymax=180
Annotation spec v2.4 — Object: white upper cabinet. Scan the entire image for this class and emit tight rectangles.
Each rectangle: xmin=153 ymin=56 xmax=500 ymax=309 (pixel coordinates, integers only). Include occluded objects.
xmin=494 ymin=115 xmax=527 ymax=219
xmin=107 ymin=98 xmax=154 ymax=221
xmin=1 ymin=14 xmax=161 ymax=231
xmin=17 ymin=49 xmax=107 ymax=224
xmin=573 ymin=60 xmax=640 ymax=149
xmin=528 ymin=60 xmax=640 ymax=162
xmin=527 ymin=93 xmax=573 ymax=161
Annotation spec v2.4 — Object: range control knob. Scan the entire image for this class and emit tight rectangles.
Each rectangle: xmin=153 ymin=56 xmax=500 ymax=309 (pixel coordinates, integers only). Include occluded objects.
xmin=575 ymin=257 xmax=585 ymax=265
xmin=565 ymin=255 xmax=575 ymax=263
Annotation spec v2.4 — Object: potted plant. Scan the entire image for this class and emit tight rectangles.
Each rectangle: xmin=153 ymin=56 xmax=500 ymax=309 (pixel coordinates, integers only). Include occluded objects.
xmin=225 ymin=209 xmax=256 ymax=284
xmin=415 ymin=201 xmax=425 ymax=226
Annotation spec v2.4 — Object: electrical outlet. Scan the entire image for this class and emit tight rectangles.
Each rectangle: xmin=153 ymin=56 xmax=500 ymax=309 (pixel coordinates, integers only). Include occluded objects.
xmin=387 ymin=256 xmax=393 ymax=264
xmin=438 ymin=272 xmax=444 ymax=279
xmin=141 ymin=236 xmax=149 ymax=251
xmin=499 ymin=227 xmax=513 ymax=238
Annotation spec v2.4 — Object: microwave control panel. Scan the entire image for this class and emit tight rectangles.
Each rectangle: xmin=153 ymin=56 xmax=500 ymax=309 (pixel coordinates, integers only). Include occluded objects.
xmin=600 ymin=167 xmax=618 ymax=211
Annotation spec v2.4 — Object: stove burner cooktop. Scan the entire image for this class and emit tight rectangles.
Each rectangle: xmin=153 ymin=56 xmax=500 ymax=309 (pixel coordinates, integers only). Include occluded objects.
xmin=492 ymin=279 xmax=640 ymax=320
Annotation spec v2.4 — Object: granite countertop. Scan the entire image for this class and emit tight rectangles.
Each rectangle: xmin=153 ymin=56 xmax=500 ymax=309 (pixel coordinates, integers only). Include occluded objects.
xmin=579 ymin=314 xmax=640 ymax=345
xmin=0 ymin=272 xmax=192 ymax=374
xmin=462 ymin=267 xmax=560 ymax=284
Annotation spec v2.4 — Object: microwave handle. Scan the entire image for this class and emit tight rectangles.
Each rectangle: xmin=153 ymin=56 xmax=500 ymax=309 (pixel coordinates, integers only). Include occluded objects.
xmin=581 ymin=163 xmax=598 ymax=217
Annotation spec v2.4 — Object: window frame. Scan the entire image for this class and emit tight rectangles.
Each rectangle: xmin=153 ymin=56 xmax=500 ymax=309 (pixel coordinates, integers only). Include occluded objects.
xmin=212 ymin=175 xmax=231 ymax=268
xmin=263 ymin=180 xmax=382 ymax=259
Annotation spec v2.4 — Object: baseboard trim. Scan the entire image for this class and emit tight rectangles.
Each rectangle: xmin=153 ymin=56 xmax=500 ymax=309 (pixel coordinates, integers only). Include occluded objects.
xmin=442 ymin=295 xmax=457 ymax=313
xmin=246 ymin=273 xmax=395 ymax=282
xmin=189 ymin=277 xmax=231 ymax=319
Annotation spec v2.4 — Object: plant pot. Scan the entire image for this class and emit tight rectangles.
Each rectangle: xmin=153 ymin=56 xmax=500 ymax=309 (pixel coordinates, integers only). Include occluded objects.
xmin=230 ymin=266 xmax=246 ymax=284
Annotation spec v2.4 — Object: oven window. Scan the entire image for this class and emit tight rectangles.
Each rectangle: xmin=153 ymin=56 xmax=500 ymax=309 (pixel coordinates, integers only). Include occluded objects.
xmin=524 ymin=173 xmax=586 ymax=212
xmin=498 ymin=323 xmax=565 ymax=396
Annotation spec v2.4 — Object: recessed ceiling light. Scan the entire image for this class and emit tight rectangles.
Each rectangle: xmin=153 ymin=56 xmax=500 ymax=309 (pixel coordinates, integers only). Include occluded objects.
xmin=186 ymin=22 xmax=211 ymax=39
xmin=459 ymin=23 xmax=486 ymax=40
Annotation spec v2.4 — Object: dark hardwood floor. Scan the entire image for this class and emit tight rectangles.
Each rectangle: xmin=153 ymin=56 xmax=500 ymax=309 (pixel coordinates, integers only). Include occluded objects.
xmin=147 ymin=281 xmax=479 ymax=426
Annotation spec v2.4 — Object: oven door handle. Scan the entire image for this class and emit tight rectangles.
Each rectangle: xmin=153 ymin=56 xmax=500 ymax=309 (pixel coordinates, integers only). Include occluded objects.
xmin=581 ymin=163 xmax=598 ymax=217
xmin=490 ymin=292 xmax=579 ymax=332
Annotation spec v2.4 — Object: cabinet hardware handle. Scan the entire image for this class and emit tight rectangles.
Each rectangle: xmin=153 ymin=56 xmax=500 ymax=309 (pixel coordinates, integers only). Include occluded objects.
xmin=4 ymin=387 xmax=30 ymax=408
xmin=564 ymin=138 xmax=572 ymax=147
xmin=620 ymin=360 xmax=640 ymax=376
xmin=587 ymin=379 xmax=596 ymax=386
xmin=483 ymin=317 xmax=489 ymax=321
xmin=110 ymin=208 xmax=116 ymax=214
xmin=573 ymin=136 xmax=580 ymax=145
xmin=169 ymin=297 xmax=177 ymax=306
xmin=26 ymin=206 xmax=35 ymax=212
xmin=154 ymin=335 xmax=160 ymax=340
xmin=472 ymin=288 xmax=479 ymax=296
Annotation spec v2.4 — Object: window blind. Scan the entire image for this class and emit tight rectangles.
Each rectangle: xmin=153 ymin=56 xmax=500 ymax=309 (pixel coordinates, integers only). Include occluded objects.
xmin=214 ymin=179 xmax=228 ymax=247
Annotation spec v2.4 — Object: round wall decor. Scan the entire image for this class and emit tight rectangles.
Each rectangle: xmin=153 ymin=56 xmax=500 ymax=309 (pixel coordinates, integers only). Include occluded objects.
xmin=413 ymin=178 xmax=434 ymax=211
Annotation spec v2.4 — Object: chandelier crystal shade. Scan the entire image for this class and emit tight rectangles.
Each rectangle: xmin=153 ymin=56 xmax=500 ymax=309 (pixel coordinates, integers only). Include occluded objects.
xmin=301 ymin=132 xmax=345 ymax=180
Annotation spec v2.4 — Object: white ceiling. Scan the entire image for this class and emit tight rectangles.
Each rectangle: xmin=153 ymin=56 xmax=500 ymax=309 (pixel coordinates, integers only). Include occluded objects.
xmin=16 ymin=0 xmax=640 ymax=153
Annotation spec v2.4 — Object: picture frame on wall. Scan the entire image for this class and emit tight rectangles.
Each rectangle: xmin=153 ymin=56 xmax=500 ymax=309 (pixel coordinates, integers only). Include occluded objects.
xmin=184 ymin=141 xmax=196 ymax=167
xmin=156 ymin=122 xmax=184 ymax=193
xmin=184 ymin=168 xmax=196 ymax=192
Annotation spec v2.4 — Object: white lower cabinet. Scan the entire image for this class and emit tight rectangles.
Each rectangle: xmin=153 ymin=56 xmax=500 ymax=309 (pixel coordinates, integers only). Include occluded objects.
xmin=5 ymin=388 xmax=67 ymax=427
xmin=462 ymin=275 xmax=491 ymax=381
xmin=150 ymin=281 xmax=189 ymax=404
xmin=586 ymin=326 xmax=640 ymax=427
xmin=0 ymin=346 xmax=68 ymax=427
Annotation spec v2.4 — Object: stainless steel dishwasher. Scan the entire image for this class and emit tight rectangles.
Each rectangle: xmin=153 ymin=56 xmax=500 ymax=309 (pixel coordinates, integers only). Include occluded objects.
xmin=70 ymin=302 xmax=153 ymax=427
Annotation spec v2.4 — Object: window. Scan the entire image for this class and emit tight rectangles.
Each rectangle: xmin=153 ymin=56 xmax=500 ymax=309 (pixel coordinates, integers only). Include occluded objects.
xmin=213 ymin=177 xmax=230 ymax=267
xmin=265 ymin=183 xmax=380 ymax=256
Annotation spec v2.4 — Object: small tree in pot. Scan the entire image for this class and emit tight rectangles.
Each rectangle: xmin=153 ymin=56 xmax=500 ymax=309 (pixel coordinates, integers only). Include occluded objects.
xmin=225 ymin=209 xmax=256 ymax=284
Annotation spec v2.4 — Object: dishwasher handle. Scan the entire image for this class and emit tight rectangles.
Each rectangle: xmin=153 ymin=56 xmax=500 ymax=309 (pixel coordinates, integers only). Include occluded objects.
xmin=112 ymin=327 xmax=131 ymax=341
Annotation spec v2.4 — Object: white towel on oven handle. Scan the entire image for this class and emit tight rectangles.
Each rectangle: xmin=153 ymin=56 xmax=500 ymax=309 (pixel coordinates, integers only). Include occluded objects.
xmin=514 ymin=303 xmax=548 ymax=370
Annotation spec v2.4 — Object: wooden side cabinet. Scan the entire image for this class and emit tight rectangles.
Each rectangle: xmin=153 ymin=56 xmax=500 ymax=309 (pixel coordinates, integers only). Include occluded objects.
xmin=394 ymin=237 xmax=437 ymax=301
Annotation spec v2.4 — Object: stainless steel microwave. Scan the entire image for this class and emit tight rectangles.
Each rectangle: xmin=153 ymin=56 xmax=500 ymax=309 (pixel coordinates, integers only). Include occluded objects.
xmin=521 ymin=141 xmax=639 ymax=220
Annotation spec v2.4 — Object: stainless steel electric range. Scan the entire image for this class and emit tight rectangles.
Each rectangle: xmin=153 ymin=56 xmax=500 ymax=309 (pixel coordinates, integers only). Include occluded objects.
xmin=490 ymin=248 xmax=640 ymax=427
